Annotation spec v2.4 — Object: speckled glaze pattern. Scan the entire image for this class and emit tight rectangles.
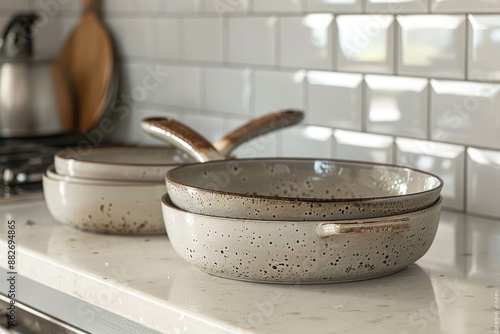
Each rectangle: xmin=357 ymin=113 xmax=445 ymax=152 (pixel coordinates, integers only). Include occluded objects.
xmin=166 ymin=158 xmax=443 ymax=221
xmin=43 ymin=172 xmax=166 ymax=234
xmin=55 ymin=146 xmax=194 ymax=181
xmin=162 ymin=195 xmax=442 ymax=283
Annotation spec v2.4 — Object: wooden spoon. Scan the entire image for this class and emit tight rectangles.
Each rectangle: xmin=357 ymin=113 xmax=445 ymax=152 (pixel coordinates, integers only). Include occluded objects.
xmin=58 ymin=0 xmax=114 ymax=132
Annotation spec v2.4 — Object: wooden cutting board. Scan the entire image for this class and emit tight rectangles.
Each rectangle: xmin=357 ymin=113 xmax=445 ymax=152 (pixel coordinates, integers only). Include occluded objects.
xmin=59 ymin=0 xmax=114 ymax=132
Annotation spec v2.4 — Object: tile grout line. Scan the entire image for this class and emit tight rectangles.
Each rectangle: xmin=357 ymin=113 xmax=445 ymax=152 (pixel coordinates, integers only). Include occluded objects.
xmin=426 ymin=79 xmax=432 ymax=140
xmin=393 ymin=15 xmax=398 ymax=75
xmin=223 ymin=17 xmax=229 ymax=64
xmin=463 ymin=147 xmax=468 ymax=213
xmin=464 ymin=14 xmax=469 ymax=81
xmin=275 ymin=16 xmax=280 ymax=68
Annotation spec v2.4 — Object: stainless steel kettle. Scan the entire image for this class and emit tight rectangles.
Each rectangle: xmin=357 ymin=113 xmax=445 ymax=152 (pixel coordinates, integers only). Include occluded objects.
xmin=0 ymin=13 xmax=73 ymax=137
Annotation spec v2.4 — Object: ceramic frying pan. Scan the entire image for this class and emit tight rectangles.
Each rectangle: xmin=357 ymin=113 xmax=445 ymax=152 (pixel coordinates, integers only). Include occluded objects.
xmin=143 ymin=118 xmax=444 ymax=221
xmin=54 ymin=110 xmax=304 ymax=181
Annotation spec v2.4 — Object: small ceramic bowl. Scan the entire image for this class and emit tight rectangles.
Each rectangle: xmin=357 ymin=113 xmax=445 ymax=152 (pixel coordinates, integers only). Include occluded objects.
xmin=161 ymin=194 xmax=442 ymax=284
xmin=54 ymin=146 xmax=194 ymax=182
xmin=43 ymin=166 xmax=165 ymax=234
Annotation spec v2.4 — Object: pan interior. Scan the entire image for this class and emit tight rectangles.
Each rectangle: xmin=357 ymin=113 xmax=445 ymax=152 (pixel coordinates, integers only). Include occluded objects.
xmin=168 ymin=159 xmax=442 ymax=200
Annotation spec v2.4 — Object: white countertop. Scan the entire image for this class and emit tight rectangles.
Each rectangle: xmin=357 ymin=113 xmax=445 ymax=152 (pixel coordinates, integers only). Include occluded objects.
xmin=0 ymin=199 xmax=499 ymax=334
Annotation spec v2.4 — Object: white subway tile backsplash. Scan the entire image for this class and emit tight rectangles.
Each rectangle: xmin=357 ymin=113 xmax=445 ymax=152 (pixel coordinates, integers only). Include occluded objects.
xmin=430 ymin=80 xmax=500 ymax=149
xmin=156 ymin=19 xmax=178 ymax=59
xmin=334 ymin=130 xmax=394 ymax=163
xmin=228 ymin=17 xmax=276 ymax=66
xmin=124 ymin=63 xmax=201 ymax=109
xmin=205 ymin=0 xmax=250 ymax=13
xmin=254 ymin=69 xmax=305 ymax=117
xmin=163 ymin=0 xmax=203 ymax=12
xmin=336 ymin=15 xmax=395 ymax=74
xmin=396 ymin=138 xmax=465 ymax=210
xmin=468 ymin=15 xmax=500 ymax=82
xmin=305 ymin=0 xmax=362 ymax=13
xmin=365 ymin=74 xmax=428 ymax=139
xmin=106 ymin=19 xmax=153 ymax=58
xmin=467 ymin=148 xmax=500 ymax=218
xmin=33 ymin=17 xmax=78 ymax=58
xmin=431 ymin=0 xmax=500 ymax=13
xmin=224 ymin=117 xmax=280 ymax=158
xmin=183 ymin=18 xmax=223 ymax=62
xmin=205 ymin=67 xmax=252 ymax=116
xmin=103 ymin=0 xmax=160 ymax=12
xmin=307 ymin=71 xmax=363 ymax=130
xmin=397 ymin=15 xmax=466 ymax=79
xmin=252 ymin=0 xmax=303 ymax=13
xmin=117 ymin=108 xmax=184 ymax=146
xmin=232 ymin=130 xmax=280 ymax=157
xmin=184 ymin=112 xmax=226 ymax=142
xmin=280 ymin=15 xmax=334 ymax=70
xmin=282 ymin=126 xmax=335 ymax=158
xmin=57 ymin=1 xmax=81 ymax=12
xmin=366 ymin=0 xmax=429 ymax=13
xmin=0 ymin=0 xmax=30 ymax=10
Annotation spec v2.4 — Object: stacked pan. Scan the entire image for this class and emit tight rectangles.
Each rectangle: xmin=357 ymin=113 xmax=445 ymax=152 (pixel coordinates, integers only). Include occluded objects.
xmin=152 ymin=119 xmax=444 ymax=284
xmin=42 ymin=110 xmax=304 ymax=234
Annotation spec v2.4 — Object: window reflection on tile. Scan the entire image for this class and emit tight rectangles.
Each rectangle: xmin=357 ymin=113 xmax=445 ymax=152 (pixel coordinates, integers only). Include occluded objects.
xmin=334 ymin=129 xmax=394 ymax=163
xmin=466 ymin=148 xmax=500 ymax=219
xmin=396 ymin=137 xmax=465 ymax=211
xmin=366 ymin=75 xmax=428 ymax=139
xmin=307 ymin=71 xmax=363 ymax=130
xmin=468 ymin=15 xmax=500 ymax=82
xmin=397 ymin=15 xmax=466 ymax=79
xmin=430 ymin=80 xmax=500 ymax=150
xmin=337 ymin=15 xmax=395 ymax=74
xmin=282 ymin=126 xmax=334 ymax=158
xmin=280 ymin=15 xmax=334 ymax=69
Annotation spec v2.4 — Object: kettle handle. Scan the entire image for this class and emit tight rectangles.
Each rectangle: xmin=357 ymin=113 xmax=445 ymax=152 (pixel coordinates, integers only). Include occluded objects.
xmin=0 ymin=13 xmax=38 ymax=58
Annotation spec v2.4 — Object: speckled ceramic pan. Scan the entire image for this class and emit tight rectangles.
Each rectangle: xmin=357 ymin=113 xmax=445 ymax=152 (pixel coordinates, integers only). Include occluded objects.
xmin=54 ymin=110 xmax=303 ymax=181
xmin=55 ymin=146 xmax=195 ymax=182
xmin=161 ymin=194 xmax=442 ymax=283
xmin=166 ymin=158 xmax=443 ymax=221
xmin=43 ymin=166 xmax=165 ymax=234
